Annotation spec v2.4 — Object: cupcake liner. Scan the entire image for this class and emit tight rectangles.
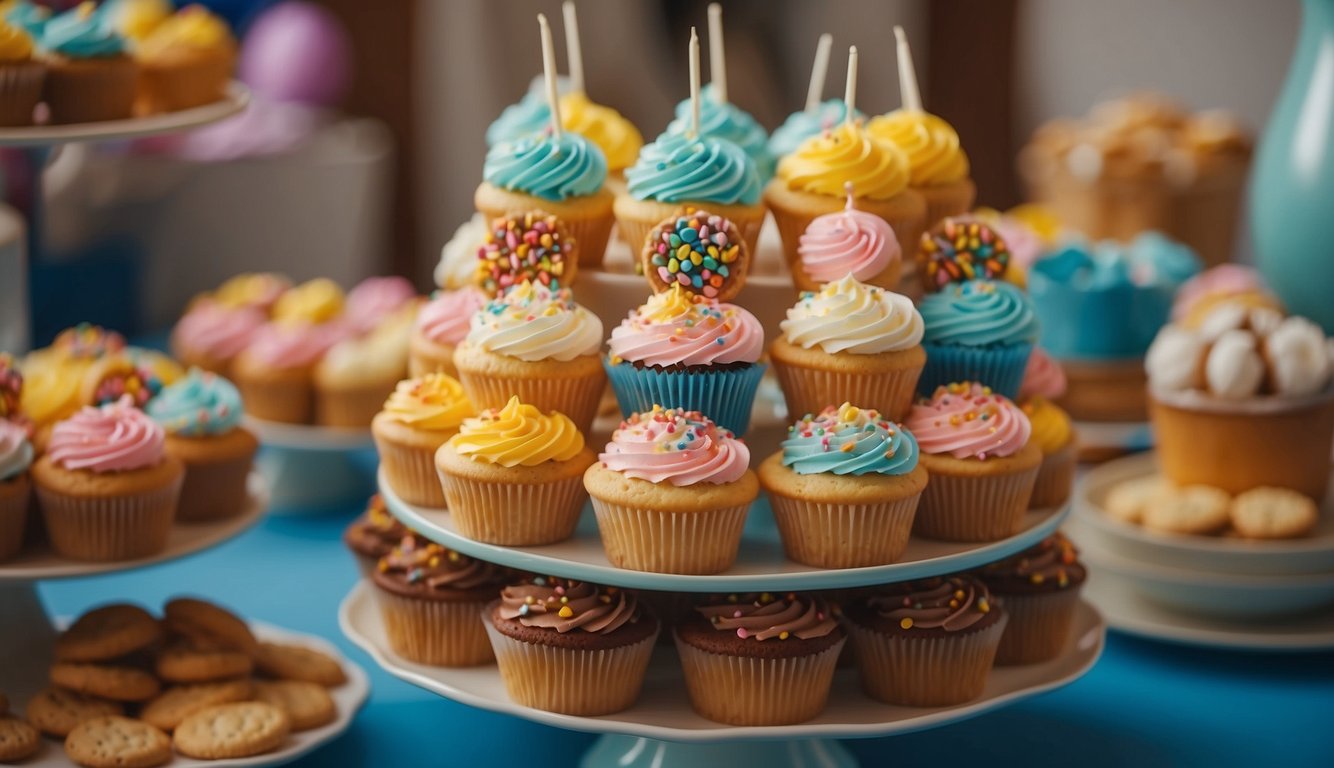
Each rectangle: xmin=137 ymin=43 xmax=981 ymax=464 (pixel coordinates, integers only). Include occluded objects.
xmin=456 ymin=367 xmax=603 ymax=435
xmin=139 ymin=51 xmax=233 ymax=113
xmin=408 ymin=335 xmax=458 ymax=379
xmin=770 ymin=356 xmax=923 ymax=423
xmin=36 ymin=475 xmax=181 ymax=562
xmin=437 ymin=469 xmax=587 ymax=545
xmin=768 ymin=492 xmax=920 ymax=569
xmin=588 ymin=497 xmax=749 ymax=574
xmin=604 ymin=362 xmax=766 ymax=436
xmin=484 ymin=615 xmax=657 ymax=715
xmin=919 ymin=342 xmax=1033 ymax=400
xmin=375 ymin=433 xmax=450 ymax=508
xmin=43 ymin=55 xmax=138 ymax=124
xmin=175 ymin=452 xmax=254 ymax=522
xmin=993 ymin=587 xmax=1083 ymax=666
xmin=315 ymin=383 xmax=392 ymax=428
xmin=847 ymin=614 xmax=1008 ymax=706
xmin=914 ymin=463 xmax=1039 ymax=542
xmin=674 ymin=634 xmax=845 ymax=725
xmin=1030 ymin=441 xmax=1076 ymax=509
xmin=372 ymin=586 xmax=494 ymax=667
xmin=0 ymin=61 xmax=45 ymax=127
xmin=235 ymin=372 xmax=312 ymax=425
xmin=0 ymin=476 xmax=30 ymax=563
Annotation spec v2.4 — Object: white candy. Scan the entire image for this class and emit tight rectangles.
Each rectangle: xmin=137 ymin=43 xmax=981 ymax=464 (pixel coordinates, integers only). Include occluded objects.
xmin=1266 ymin=316 xmax=1332 ymax=397
xmin=1205 ymin=329 xmax=1265 ymax=399
xmin=1146 ymin=325 xmax=1206 ymax=392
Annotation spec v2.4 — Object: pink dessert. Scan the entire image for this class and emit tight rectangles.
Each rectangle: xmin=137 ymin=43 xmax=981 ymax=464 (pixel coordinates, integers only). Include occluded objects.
xmin=1018 ymin=348 xmax=1068 ymax=401
xmin=906 ymin=383 xmax=1032 ymax=460
xmin=345 ymin=276 xmax=417 ymax=335
xmin=598 ymin=407 xmax=750 ymax=486
xmin=797 ymin=184 xmax=899 ymax=285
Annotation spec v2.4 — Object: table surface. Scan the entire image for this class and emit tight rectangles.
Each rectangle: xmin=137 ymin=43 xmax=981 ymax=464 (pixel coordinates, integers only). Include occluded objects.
xmin=41 ymin=481 xmax=1334 ymax=768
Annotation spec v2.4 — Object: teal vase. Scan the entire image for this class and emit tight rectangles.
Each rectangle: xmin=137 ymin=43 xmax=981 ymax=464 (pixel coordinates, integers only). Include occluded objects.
xmin=1252 ymin=0 xmax=1334 ymax=332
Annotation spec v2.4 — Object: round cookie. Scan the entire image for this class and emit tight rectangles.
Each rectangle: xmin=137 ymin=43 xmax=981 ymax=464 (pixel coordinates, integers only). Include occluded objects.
xmin=1142 ymin=484 xmax=1232 ymax=535
xmin=253 ymin=642 xmax=347 ymax=687
xmin=252 ymin=680 xmax=336 ymax=731
xmin=1230 ymin=487 xmax=1319 ymax=539
xmin=56 ymin=604 xmax=164 ymax=663
xmin=173 ymin=702 xmax=290 ymax=760
xmin=25 ymin=687 xmax=125 ymax=737
xmin=475 ymin=211 xmax=579 ymax=297
xmin=917 ymin=217 xmax=1011 ymax=292
xmin=162 ymin=597 xmax=258 ymax=656
xmin=139 ymin=680 xmax=254 ymax=732
xmin=641 ymin=210 xmax=749 ymax=301
xmin=155 ymin=645 xmax=253 ymax=683
xmin=64 ymin=716 xmax=171 ymax=768
xmin=0 ymin=715 xmax=40 ymax=763
xmin=1104 ymin=476 xmax=1167 ymax=525
xmin=50 ymin=663 xmax=161 ymax=703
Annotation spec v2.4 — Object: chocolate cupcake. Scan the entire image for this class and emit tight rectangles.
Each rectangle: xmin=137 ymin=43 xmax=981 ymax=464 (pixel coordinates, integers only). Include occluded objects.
xmin=341 ymin=494 xmax=411 ymax=576
xmin=675 ymin=592 xmax=844 ymax=725
xmin=979 ymin=533 xmax=1086 ymax=665
xmin=484 ymin=577 xmax=658 ymax=716
xmin=844 ymin=576 xmax=1007 ymax=706
xmin=370 ymin=538 xmax=506 ymax=667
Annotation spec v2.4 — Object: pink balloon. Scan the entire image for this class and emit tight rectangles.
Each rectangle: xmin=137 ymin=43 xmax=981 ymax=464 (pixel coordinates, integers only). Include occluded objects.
xmin=239 ymin=1 xmax=351 ymax=107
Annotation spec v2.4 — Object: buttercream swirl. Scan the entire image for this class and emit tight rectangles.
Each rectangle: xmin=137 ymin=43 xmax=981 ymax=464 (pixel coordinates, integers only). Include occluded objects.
xmin=271 ymin=278 xmax=345 ymax=325
xmin=147 ymin=369 xmax=243 ymax=437
xmin=1021 ymin=397 xmax=1072 ymax=454
xmin=136 ymin=4 xmax=231 ymax=58
xmin=378 ymin=538 xmax=504 ymax=593
xmin=466 ymin=280 xmax=602 ymax=363
xmin=781 ymin=403 xmax=919 ymax=476
xmin=344 ymin=276 xmax=416 ymax=336
xmin=448 ymin=396 xmax=584 ymax=467
xmin=599 ymin=406 xmax=749 ymax=486
xmin=607 ymin=285 xmax=763 ymax=367
xmin=485 ymin=90 xmax=549 ymax=147
xmin=498 ymin=577 xmax=643 ymax=635
xmin=415 ymin=288 xmax=486 ymax=346
xmin=695 ymin=593 xmax=838 ymax=641
xmin=798 ymin=190 xmax=899 ymax=284
xmin=866 ymin=110 xmax=970 ymax=186
xmin=668 ymin=84 xmax=774 ymax=178
xmin=865 ymin=576 xmax=994 ymax=632
xmin=171 ymin=300 xmax=266 ymax=362
xmin=625 ymin=130 xmax=762 ymax=205
xmin=1172 ymin=264 xmax=1280 ymax=328
xmin=51 ymin=323 xmax=127 ymax=361
xmin=0 ymin=20 xmax=33 ymax=60
xmin=1019 ymin=347 xmax=1067 ymax=401
xmin=349 ymin=494 xmax=409 ymax=554
xmin=768 ymin=99 xmax=865 ymax=160
xmin=907 ymin=383 xmax=1032 ymax=460
xmin=19 ymin=363 xmax=82 ymax=428
xmin=47 ymin=396 xmax=166 ymax=473
xmin=776 ymin=121 xmax=911 ymax=200
xmin=981 ymin=533 xmax=1085 ymax=591
xmin=380 ymin=374 xmax=472 ymax=432
xmin=243 ymin=321 xmax=345 ymax=369
xmin=780 ymin=274 xmax=923 ymax=355
xmin=210 ymin=272 xmax=291 ymax=310
xmin=42 ymin=3 xmax=126 ymax=57
xmin=919 ymin=279 xmax=1040 ymax=347
xmin=483 ymin=131 xmax=607 ymax=202
xmin=559 ymin=91 xmax=643 ymax=172
xmin=98 ymin=0 xmax=171 ymax=42
xmin=0 ymin=420 xmax=32 ymax=481
xmin=5 ymin=1 xmax=49 ymax=38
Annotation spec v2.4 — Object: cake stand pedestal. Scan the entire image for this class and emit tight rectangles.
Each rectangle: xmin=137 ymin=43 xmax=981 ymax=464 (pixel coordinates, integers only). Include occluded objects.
xmin=244 ymin=416 xmax=376 ymax=511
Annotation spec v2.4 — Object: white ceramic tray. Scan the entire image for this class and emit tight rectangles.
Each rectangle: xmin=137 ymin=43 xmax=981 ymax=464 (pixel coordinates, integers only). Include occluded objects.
xmin=0 ymin=83 xmax=249 ymax=147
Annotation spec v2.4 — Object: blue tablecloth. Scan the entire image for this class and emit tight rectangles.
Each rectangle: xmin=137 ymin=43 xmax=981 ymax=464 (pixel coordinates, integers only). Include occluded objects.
xmin=41 ymin=495 xmax=1334 ymax=767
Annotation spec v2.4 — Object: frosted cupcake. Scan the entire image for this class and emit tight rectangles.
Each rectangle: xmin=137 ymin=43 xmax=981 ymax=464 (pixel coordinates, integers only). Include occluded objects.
xmin=39 ymin=2 xmax=137 ymax=124
xmin=342 ymin=276 xmax=417 ymax=336
xmin=342 ymin=493 xmax=412 ymax=576
xmin=4 ymin=1 xmax=49 ymax=38
xmin=208 ymin=272 xmax=292 ymax=312
xmin=0 ymin=419 xmax=33 ymax=562
xmin=475 ymin=211 xmax=579 ymax=297
xmin=905 ymin=383 xmax=1041 ymax=541
xmin=22 ymin=325 xmax=128 ymax=447
xmin=770 ymin=275 xmax=925 ymax=422
xmin=666 ymin=83 xmax=774 ymax=179
xmin=436 ymin=397 xmax=595 ymax=546
xmin=760 ymin=403 xmax=927 ymax=568
xmin=0 ymin=20 xmax=43 ymax=126
xmin=371 ymin=374 xmax=473 ymax=508
xmin=917 ymin=279 xmax=1040 ymax=400
xmin=135 ymin=4 xmax=235 ymax=112
xmin=314 ymin=300 xmax=416 ymax=427
xmin=452 ymin=280 xmax=604 ymax=434
xmin=605 ymin=285 xmax=765 ymax=435
xmin=793 ymin=183 xmax=902 ymax=293
xmin=584 ymin=407 xmax=757 ymax=574
xmin=768 ymin=99 xmax=863 ymax=160
xmin=79 ymin=353 xmax=164 ymax=409
xmin=170 ymin=299 xmax=266 ymax=377
xmin=1171 ymin=263 xmax=1282 ymax=329
xmin=487 ymin=88 xmax=643 ymax=193
xmin=867 ymin=109 xmax=976 ymax=226
xmin=979 ymin=533 xmax=1086 ymax=665
xmin=408 ymin=288 xmax=487 ymax=378
xmin=1021 ymin=397 xmax=1075 ymax=509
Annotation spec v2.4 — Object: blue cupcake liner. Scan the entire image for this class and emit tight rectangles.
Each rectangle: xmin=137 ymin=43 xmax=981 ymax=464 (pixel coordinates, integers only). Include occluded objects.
xmin=604 ymin=361 xmax=767 ymax=436
xmin=918 ymin=342 xmax=1033 ymax=401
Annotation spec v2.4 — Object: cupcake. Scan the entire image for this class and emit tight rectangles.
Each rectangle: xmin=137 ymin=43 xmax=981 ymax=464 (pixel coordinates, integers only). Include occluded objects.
xmin=146 ymin=369 xmax=257 ymax=522
xmin=4 ymin=1 xmax=49 ymax=38
xmin=639 ymin=210 xmax=750 ymax=301
xmin=0 ymin=20 xmax=42 ymax=126
xmin=584 ymin=407 xmax=757 ymax=574
xmin=917 ymin=279 xmax=1040 ymax=400
xmin=767 ymin=99 xmax=863 ymax=160
xmin=979 ymin=533 xmax=1086 ymax=665
xmin=39 ymin=2 xmax=137 ymax=124
xmin=435 ymin=214 xmax=489 ymax=291
xmin=32 ymin=397 xmax=184 ymax=562
xmin=666 ymin=83 xmax=774 ymax=179
xmin=484 ymin=576 xmax=658 ymax=715
xmin=408 ymin=288 xmax=487 ymax=378
xmin=769 ymin=274 xmax=925 ymax=422
xmin=371 ymin=374 xmax=473 ymax=508
xmin=675 ymin=592 xmax=844 ymax=725
xmin=0 ymin=419 xmax=33 ymax=562
xmin=79 ymin=354 xmax=163 ymax=409
xmin=1172 ymin=263 xmax=1283 ymax=330
xmin=135 ymin=4 xmax=236 ymax=113
xmin=452 ymin=280 xmax=604 ymax=434
xmin=844 ymin=576 xmax=1007 ymax=706
xmin=169 ymin=299 xmax=266 ymax=377
xmin=759 ymin=403 xmax=927 ymax=569
xmin=605 ymin=285 xmax=765 ymax=436
xmin=22 ymin=325 xmax=128 ymax=447
xmin=208 ymin=272 xmax=292 ymax=312
xmin=99 ymin=0 xmax=172 ymax=43
xmin=867 ymin=109 xmax=975 ymax=227
xmin=314 ymin=301 xmax=416 ymax=428
xmin=343 ymin=276 xmax=417 ymax=336
xmin=793 ymin=182 xmax=903 ymax=293
xmin=342 ymin=493 xmax=411 ymax=577
xmin=435 ymin=397 xmax=595 ymax=546
xmin=905 ymin=383 xmax=1041 ymax=542
xmin=371 ymin=537 xmax=506 ymax=667
xmin=1021 ymin=397 xmax=1075 ymax=509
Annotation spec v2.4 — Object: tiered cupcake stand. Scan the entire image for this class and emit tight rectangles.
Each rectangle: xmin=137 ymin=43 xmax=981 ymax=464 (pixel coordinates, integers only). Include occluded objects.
xmin=341 ymin=476 xmax=1106 ymax=768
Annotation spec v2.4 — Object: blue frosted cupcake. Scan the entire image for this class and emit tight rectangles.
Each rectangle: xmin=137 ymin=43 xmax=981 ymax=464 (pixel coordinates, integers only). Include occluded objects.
xmin=667 ymin=83 xmax=774 ymax=179
xmin=918 ymin=279 xmax=1040 ymax=399
xmin=767 ymin=99 xmax=864 ymax=162
xmin=39 ymin=2 xmax=136 ymax=124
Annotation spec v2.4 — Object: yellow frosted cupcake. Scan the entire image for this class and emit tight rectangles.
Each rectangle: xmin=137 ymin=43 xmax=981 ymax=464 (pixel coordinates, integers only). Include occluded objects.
xmin=314 ymin=300 xmax=416 ymax=428
xmin=21 ymin=324 xmax=129 ymax=449
xmin=0 ymin=19 xmax=42 ymax=126
xmin=136 ymin=4 xmax=235 ymax=112
xmin=867 ymin=110 xmax=975 ymax=228
xmin=1021 ymin=397 xmax=1075 ymax=509
xmin=372 ymin=374 xmax=473 ymax=508
xmin=38 ymin=2 xmax=138 ymax=124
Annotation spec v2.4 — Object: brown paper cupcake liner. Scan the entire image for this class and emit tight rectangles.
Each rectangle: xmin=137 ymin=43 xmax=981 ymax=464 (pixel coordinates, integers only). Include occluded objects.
xmin=771 ymin=360 xmax=923 ymax=423
xmin=315 ymin=384 xmax=391 ymax=429
xmin=847 ymin=614 xmax=1008 ymax=706
xmin=484 ymin=618 xmax=657 ymax=715
xmin=44 ymin=56 xmax=137 ymax=124
xmin=917 ymin=178 xmax=978 ymax=230
xmin=175 ymin=454 xmax=253 ymax=522
xmin=913 ymin=464 xmax=1039 ymax=542
xmin=36 ymin=476 xmax=181 ymax=562
xmin=1030 ymin=441 xmax=1076 ymax=510
xmin=375 ymin=434 xmax=449 ymax=508
xmin=0 ymin=61 xmax=45 ymax=127
xmin=588 ymin=498 xmax=749 ymax=574
xmin=674 ymin=635 xmax=844 ymax=725
xmin=456 ymin=368 xmax=603 ymax=435
xmin=993 ymin=587 xmax=1083 ymax=666
xmin=236 ymin=375 xmax=312 ymax=425
xmin=372 ymin=587 xmax=494 ymax=667
xmin=139 ymin=53 xmax=233 ymax=113
xmin=438 ymin=470 xmax=587 ymax=545
xmin=0 ymin=476 xmax=30 ymax=562
xmin=769 ymin=493 xmax=920 ymax=569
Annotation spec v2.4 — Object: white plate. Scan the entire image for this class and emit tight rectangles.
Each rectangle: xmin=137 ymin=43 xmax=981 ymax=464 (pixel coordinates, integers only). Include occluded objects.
xmin=1073 ymin=452 xmax=1334 ymax=576
xmin=339 ymin=580 xmax=1103 ymax=743
xmin=381 ymin=469 xmax=1071 ymax=592
xmin=0 ymin=83 xmax=249 ymax=147
xmin=243 ymin=416 xmax=373 ymax=451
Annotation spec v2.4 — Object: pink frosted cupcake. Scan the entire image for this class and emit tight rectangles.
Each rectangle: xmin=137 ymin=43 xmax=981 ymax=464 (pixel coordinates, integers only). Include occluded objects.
xmin=0 ymin=419 xmax=33 ymax=562
xmin=1018 ymin=347 xmax=1067 ymax=402
xmin=1018 ymin=350 xmax=1076 ymax=508
xmin=409 ymin=288 xmax=487 ymax=378
xmin=793 ymin=182 xmax=903 ymax=293
xmin=1171 ymin=264 xmax=1282 ymax=329
xmin=170 ymin=299 xmax=266 ymax=377
xmin=344 ymin=276 xmax=418 ymax=336
xmin=231 ymin=322 xmax=346 ymax=424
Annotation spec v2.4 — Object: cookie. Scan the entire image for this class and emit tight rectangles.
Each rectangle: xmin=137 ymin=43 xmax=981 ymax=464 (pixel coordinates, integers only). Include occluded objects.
xmin=56 ymin=604 xmax=163 ymax=663
xmin=64 ymin=716 xmax=171 ymax=768
xmin=0 ymin=715 xmax=40 ymax=762
xmin=1104 ymin=476 xmax=1166 ymax=524
xmin=163 ymin=597 xmax=258 ymax=656
xmin=254 ymin=641 xmax=347 ymax=687
xmin=1230 ymin=486 xmax=1319 ymax=539
xmin=252 ymin=680 xmax=337 ymax=731
xmin=155 ymin=644 xmax=253 ymax=683
xmin=139 ymin=680 xmax=254 ymax=732
xmin=50 ymin=663 xmax=161 ymax=703
xmin=25 ymin=687 xmax=124 ymax=737
xmin=1142 ymin=484 xmax=1232 ymax=535
xmin=173 ymin=702 xmax=289 ymax=760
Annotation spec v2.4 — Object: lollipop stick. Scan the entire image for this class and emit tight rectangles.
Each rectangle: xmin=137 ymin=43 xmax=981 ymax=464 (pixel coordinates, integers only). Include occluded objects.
xmin=843 ymin=45 xmax=858 ymax=126
xmin=804 ymin=33 xmax=833 ymax=113
xmin=707 ymin=2 xmax=728 ymax=104
xmin=689 ymin=27 xmax=701 ymax=138
xmin=894 ymin=25 xmax=922 ymax=112
xmin=538 ymin=14 xmax=562 ymax=138
xmin=562 ymin=1 xmax=585 ymax=95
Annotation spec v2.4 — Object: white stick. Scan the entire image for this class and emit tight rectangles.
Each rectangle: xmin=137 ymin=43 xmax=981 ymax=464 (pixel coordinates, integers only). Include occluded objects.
xmin=689 ymin=27 xmax=701 ymax=138
xmin=843 ymin=45 xmax=858 ymax=126
xmin=894 ymin=25 xmax=922 ymax=112
xmin=804 ymin=33 xmax=833 ymax=113
xmin=562 ymin=1 xmax=585 ymax=95
xmin=538 ymin=14 xmax=562 ymax=138
xmin=707 ymin=2 xmax=727 ymax=104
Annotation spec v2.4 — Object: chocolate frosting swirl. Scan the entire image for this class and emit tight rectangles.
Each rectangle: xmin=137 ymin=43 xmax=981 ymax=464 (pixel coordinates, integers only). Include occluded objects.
xmin=981 ymin=533 xmax=1086 ymax=592
xmin=377 ymin=538 xmax=504 ymax=593
xmin=695 ymin=593 xmax=838 ymax=641
xmin=867 ymin=577 xmax=994 ymax=632
xmin=498 ymin=577 xmax=642 ymax=635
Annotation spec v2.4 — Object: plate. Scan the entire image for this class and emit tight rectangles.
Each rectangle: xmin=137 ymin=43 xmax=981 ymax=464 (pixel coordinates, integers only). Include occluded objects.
xmin=243 ymin=416 xmax=374 ymax=451
xmin=381 ymin=469 xmax=1071 ymax=592
xmin=340 ymin=580 xmax=1103 ymax=743
xmin=1073 ymin=452 xmax=1334 ymax=576
xmin=0 ymin=83 xmax=249 ymax=147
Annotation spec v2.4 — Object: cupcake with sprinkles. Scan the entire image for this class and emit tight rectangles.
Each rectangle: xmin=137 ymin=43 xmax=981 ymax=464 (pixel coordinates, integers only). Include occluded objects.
xmin=22 ymin=324 xmax=128 ymax=448
xmin=408 ymin=287 xmax=488 ymax=378
xmin=759 ymin=403 xmax=927 ymax=568
xmin=917 ymin=278 xmax=1040 ymax=400
xmin=372 ymin=537 xmax=507 ymax=667
xmin=0 ymin=418 xmax=33 ymax=562
xmin=640 ymin=210 xmax=749 ymax=302
xmin=147 ymin=369 xmax=257 ymax=522
xmin=794 ymin=182 xmax=903 ymax=293
xmin=371 ymin=373 xmax=473 ymax=508
xmin=474 ymin=212 xmax=578 ymax=298
xmin=905 ymin=383 xmax=1041 ymax=541
xmin=584 ymin=406 xmax=757 ymax=574
xmin=674 ymin=592 xmax=844 ymax=725
xmin=917 ymin=217 xmax=1011 ymax=292
xmin=170 ymin=298 xmax=266 ymax=377
xmin=79 ymin=354 xmax=163 ymax=409
xmin=844 ymin=575 xmax=1008 ymax=706
xmin=342 ymin=493 xmax=414 ymax=577
xmin=978 ymin=533 xmax=1086 ymax=665
xmin=484 ymin=576 xmax=659 ymax=715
